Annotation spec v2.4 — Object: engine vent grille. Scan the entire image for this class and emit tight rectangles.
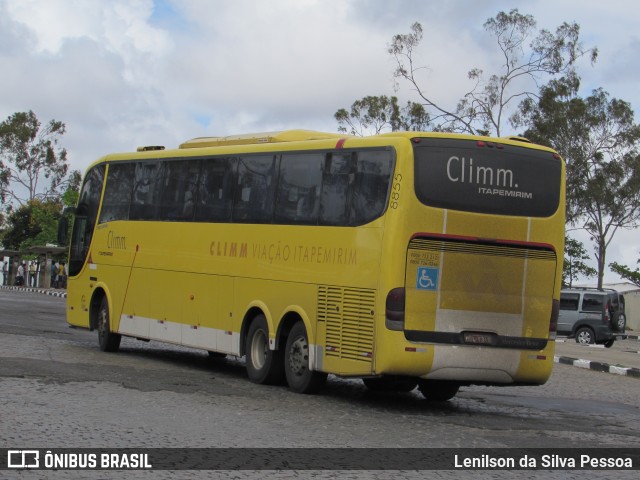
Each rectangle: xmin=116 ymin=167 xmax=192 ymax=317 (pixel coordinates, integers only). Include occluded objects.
xmin=318 ymin=286 xmax=375 ymax=362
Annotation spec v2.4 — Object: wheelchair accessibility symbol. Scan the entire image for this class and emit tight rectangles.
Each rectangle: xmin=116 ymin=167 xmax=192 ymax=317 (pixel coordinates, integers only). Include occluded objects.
xmin=416 ymin=267 xmax=438 ymax=291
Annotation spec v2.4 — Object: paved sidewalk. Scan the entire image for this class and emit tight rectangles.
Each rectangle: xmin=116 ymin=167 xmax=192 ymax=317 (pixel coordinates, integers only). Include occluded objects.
xmin=2 ymin=285 xmax=638 ymax=378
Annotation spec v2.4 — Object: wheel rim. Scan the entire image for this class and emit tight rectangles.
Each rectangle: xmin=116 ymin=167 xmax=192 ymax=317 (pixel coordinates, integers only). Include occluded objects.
xmin=618 ymin=315 xmax=625 ymax=330
xmin=288 ymin=335 xmax=308 ymax=377
xmin=577 ymin=330 xmax=591 ymax=344
xmin=250 ymin=329 xmax=268 ymax=370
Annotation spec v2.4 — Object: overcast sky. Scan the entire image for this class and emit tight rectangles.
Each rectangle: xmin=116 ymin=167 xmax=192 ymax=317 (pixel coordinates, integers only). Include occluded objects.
xmin=1 ymin=0 xmax=638 ymax=282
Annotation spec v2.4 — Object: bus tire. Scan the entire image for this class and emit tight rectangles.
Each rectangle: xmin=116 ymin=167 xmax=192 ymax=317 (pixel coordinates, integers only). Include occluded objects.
xmin=417 ymin=380 xmax=459 ymax=402
xmin=245 ymin=315 xmax=284 ymax=385
xmin=97 ymin=297 xmax=121 ymax=352
xmin=363 ymin=377 xmax=417 ymax=392
xmin=284 ymin=321 xmax=327 ymax=394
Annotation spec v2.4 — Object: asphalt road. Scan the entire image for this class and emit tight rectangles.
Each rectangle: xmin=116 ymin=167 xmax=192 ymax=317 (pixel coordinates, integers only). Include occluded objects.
xmin=1 ymin=289 xmax=639 ymax=479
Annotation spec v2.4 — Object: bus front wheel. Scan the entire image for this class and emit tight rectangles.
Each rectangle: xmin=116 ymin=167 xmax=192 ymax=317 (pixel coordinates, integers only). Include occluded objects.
xmin=245 ymin=315 xmax=284 ymax=385
xmin=284 ymin=321 xmax=327 ymax=394
xmin=97 ymin=297 xmax=121 ymax=352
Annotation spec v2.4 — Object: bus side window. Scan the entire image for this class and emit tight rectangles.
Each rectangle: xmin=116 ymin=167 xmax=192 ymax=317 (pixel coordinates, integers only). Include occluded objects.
xmin=159 ymin=159 xmax=201 ymax=221
xmin=130 ymin=162 xmax=165 ymax=221
xmin=276 ymin=153 xmax=322 ymax=224
xmin=233 ymin=155 xmax=278 ymax=223
xmin=351 ymin=150 xmax=394 ymax=224
xmin=195 ymin=157 xmax=236 ymax=222
xmin=100 ymin=163 xmax=134 ymax=223
xmin=320 ymin=153 xmax=354 ymax=226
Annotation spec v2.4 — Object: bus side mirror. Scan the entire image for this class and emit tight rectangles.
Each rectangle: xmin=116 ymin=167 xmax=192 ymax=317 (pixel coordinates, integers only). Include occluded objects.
xmin=57 ymin=216 xmax=69 ymax=246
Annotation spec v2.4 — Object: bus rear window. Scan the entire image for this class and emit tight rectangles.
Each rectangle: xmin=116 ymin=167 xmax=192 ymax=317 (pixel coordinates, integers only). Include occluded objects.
xmin=413 ymin=138 xmax=562 ymax=217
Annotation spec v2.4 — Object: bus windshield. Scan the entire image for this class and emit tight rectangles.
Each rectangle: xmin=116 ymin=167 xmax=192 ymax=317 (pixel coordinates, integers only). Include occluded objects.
xmin=413 ymin=138 xmax=562 ymax=217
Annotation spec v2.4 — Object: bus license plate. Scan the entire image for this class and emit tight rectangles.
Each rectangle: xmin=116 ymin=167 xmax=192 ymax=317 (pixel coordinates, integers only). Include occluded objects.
xmin=463 ymin=332 xmax=496 ymax=346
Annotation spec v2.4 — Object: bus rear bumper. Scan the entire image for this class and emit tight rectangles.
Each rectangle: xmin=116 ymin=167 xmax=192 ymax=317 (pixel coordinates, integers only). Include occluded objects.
xmin=374 ymin=340 xmax=555 ymax=386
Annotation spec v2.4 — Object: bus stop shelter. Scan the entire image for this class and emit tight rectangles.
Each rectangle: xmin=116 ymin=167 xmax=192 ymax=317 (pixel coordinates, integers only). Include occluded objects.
xmin=2 ymin=246 xmax=67 ymax=289
xmin=26 ymin=246 xmax=68 ymax=289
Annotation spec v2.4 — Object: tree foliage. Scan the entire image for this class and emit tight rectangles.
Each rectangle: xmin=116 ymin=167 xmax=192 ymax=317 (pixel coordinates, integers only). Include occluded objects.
xmin=1 ymin=199 xmax=62 ymax=250
xmin=334 ymin=95 xmax=429 ymax=136
xmin=563 ymin=237 xmax=596 ymax=287
xmin=521 ymin=79 xmax=640 ymax=288
xmin=0 ymin=110 xmax=70 ymax=207
xmin=610 ymin=259 xmax=640 ymax=287
xmin=61 ymin=170 xmax=82 ymax=208
xmin=388 ymin=10 xmax=597 ymax=136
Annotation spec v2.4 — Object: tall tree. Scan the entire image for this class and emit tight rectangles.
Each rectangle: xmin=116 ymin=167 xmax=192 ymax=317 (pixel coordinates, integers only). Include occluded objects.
xmin=388 ymin=10 xmax=597 ymax=136
xmin=520 ymin=80 xmax=640 ymax=288
xmin=563 ymin=237 xmax=596 ymax=287
xmin=334 ymin=95 xmax=429 ymax=136
xmin=0 ymin=111 xmax=69 ymax=207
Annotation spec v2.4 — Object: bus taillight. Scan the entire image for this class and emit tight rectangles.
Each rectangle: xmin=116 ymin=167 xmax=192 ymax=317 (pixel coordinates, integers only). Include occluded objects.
xmin=549 ymin=299 xmax=559 ymax=340
xmin=385 ymin=287 xmax=405 ymax=331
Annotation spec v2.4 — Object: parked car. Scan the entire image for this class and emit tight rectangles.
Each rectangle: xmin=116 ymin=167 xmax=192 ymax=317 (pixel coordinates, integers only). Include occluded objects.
xmin=557 ymin=287 xmax=626 ymax=347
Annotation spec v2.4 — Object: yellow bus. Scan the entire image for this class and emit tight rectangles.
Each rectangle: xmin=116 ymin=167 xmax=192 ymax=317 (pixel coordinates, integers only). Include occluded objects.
xmin=61 ymin=129 xmax=564 ymax=400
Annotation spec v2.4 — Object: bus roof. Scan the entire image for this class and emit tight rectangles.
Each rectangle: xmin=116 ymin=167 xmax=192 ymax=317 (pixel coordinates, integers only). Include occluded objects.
xmin=178 ymin=130 xmax=346 ymax=149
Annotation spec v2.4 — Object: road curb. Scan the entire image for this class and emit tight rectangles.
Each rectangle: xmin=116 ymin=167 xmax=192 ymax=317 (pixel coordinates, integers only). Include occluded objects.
xmin=554 ymin=355 xmax=640 ymax=379
xmin=0 ymin=285 xmax=67 ymax=298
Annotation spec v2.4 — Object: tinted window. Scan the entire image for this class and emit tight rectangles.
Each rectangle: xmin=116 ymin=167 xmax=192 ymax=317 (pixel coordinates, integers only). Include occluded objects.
xmin=69 ymin=164 xmax=105 ymax=276
xmin=320 ymin=153 xmax=354 ymax=225
xmin=234 ymin=155 xmax=278 ymax=222
xmin=158 ymin=159 xmax=200 ymax=221
xmin=559 ymin=293 xmax=580 ymax=311
xmin=608 ymin=292 xmax=620 ymax=311
xmin=276 ymin=153 xmax=323 ymax=224
xmin=130 ymin=162 xmax=166 ymax=220
xmin=414 ymin=138 xmax=562 ymax=217
xmin=582 ymin=294 xmax=604 ymax=312
xmin=351 ymin=150 xmax=393 ymax=224
xmin=100 ymin=163 xmax=135 ymax=223
xmin=195 ymin=157 xmax=236 ymax=222
xmin=88 ymin=147 xmax=393 ymax=228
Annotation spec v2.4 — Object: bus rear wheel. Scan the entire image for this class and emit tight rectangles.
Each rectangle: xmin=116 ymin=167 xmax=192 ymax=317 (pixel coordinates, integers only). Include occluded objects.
xmin=362 ymin=377 xmax=417 ymax=392
xmin=284 ymin=321 xmax=327 ymax=394
xmin=417 ymin=380 xmax=459 ymax=402
xmin=245 ymin=315 xmax=284 ymax=385
xmin=97 ymin=297 xmax=121 ymax=352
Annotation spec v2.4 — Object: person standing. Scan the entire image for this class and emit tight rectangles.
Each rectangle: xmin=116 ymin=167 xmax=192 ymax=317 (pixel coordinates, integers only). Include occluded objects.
xmin=29 ymin=261 xmax=37 ymax=287
xmin=59 ymin=261 xmax=67 ymax=289
xmin=51 ymin=260 xmax=59 ymax=289
xmin=16 ymin=262 xmax=25 ymax=287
